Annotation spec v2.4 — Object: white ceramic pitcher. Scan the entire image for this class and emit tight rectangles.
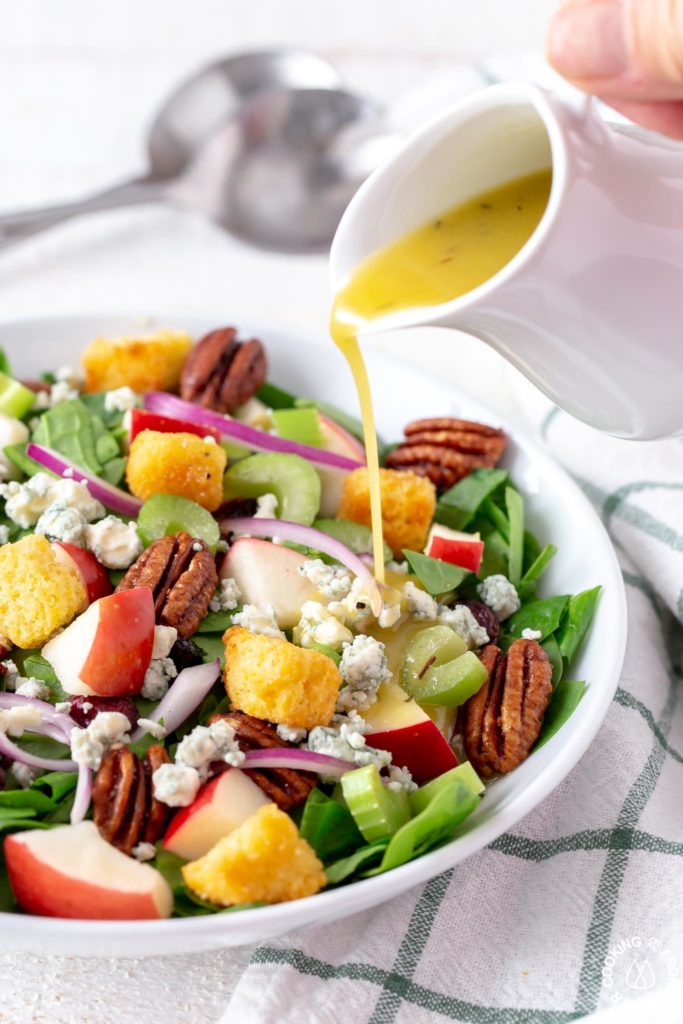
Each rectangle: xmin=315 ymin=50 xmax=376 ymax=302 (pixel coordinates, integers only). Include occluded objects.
xmin=330 ymin=83 xmax=683 ymax=440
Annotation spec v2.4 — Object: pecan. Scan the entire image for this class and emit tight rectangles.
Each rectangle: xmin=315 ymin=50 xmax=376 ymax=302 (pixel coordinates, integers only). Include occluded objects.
xmin=385 ymin=416 xmax=507 ymax=492
xmin=180 ymin=327 xmax=267 ymax=414
xmin=463 ymin=639 xmax=552 ymax=777
xmin=209 ymin=711 xmax=316 ymax=811
xmin=92 ymin=744 xmax=171 ymax=855
xmin=116 ymin=532 xmax=217 ymax=637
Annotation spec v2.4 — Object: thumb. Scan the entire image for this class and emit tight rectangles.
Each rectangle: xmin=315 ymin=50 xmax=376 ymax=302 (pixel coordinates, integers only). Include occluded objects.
xmin=547 ymin=0 xmax=683 ymax=100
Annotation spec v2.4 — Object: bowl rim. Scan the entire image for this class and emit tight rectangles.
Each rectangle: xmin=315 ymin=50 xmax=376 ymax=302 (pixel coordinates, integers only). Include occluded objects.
xmin=0 ymin=312 xmax=627 ymax=944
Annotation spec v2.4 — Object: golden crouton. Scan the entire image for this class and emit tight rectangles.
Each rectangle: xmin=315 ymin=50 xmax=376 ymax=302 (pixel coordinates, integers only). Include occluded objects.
xmin=126 ymin=430 xmax=226 ymax=511
xmin=0 ymin=535 xmax=86 ymax=648
xmin=223 ymin=626 xmax=340 ymax=729
xmin=182 ymin=804 xmax=326 ymax=905
xmin=81 ymin=329 xmax=192 ymax=393
xmin=337 ymin=467 xmax=436 ymax=556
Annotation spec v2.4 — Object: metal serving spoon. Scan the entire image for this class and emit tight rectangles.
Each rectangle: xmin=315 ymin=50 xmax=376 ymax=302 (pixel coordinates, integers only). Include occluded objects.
xmin=0 ymin=49 xmax=398 ymax=253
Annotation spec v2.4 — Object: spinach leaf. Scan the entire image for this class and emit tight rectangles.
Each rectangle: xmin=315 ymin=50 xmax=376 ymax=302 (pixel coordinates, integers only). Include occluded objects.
xmin=14 ymin=651 xmax=58 ymax=686
xmin=32 ymin=398 xmax=122 ymax=482
xmin=314 ymin=519 xmax=393 ymax=564
xmin=403 ymin=550 xmax=469 ymax=596
xmin=481 ymin=497 xmax=510 ymax=540
xmin=477 ymin=525 xmax=509 ymax=579
xmin=0 ymin=850 xmax=15 ymax=911
xmin=80 ymin=391 xmax=129 ymax=429
xmin=505 ymin=486 xmax=524 ymax=586
xmin=372 ymin=778 xmax=479 ymax=874
xmin=0 ymin=347 xmax=12 ymax=376
xmin=522 ymin=530 xmax=542 ymax=573
xmin=4 ymin=443 xmax=46 ymax=479
xmin=0 ymin=790 xmax=55 ymax=814
xmin=325 ymin=840 xmax=389 ymax=884
xmin=299 ymin=789 xmax=364 ymax=862
xmin=33 ymin=771 xmax=78 ymax=802
xmin=506 ymin=595 xmax=570 ymax=642
xmin=555 ymin=587 xmax=601 ymax=668
xmin=518 ymin=544 xmax=557 ymax=599
xmin=541 ymin=633 xmax=564 ymax=687
xmin=15 ymin=734 xmax=72 ymax=761
xmin=535 ymin=680 xmax=587 ymax=748
xmin=193 ymin=635 xmax=225 ymax=666
xmin=436 ymin=468 xmax=508 ymax=530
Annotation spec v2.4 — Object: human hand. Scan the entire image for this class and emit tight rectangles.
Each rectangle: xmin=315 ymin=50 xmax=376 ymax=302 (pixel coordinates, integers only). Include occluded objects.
xmin=547 ymin=0 xmax=683 ymax=137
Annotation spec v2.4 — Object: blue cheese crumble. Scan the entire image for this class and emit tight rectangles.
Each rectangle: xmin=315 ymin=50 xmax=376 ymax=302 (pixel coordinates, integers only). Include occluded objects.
xmin=232 ymin=603 xmax=284 ymax=639
xmin=306 ymin=710 xmax=391 ymax=772
xmin=70 ymin=711 xmax=131 ymax=770
xmin=152 ymin=763 xmax=201 ymax=807
xmin=104 ymin=386 xmax=137 ymax=413
xmin=141 ymin=657 xmax=177 ymax=700
xmin=84 ymin=516 xmax=143 ymax=569
xmin=403 ymin=581 xmax=438 ymax=621
xmin=35 ymin=505 xmax=87 ymax=545
xmin=209 ymin=577 xmax=242 ymax=613
xmin=386 ymin=765 xmax=418 ymax=793
xmin=14 ymin=677 xmax=50 ymax=701
xmin=521 ymin=627 xmax=543 ymax=641
xmin=175 ymin=719 xmax=245 ymax=780
xmin=0 ymin=473 xmax=105 ymax=529
xmin=293 ymin=601 xmax=353 ymax=651
xmin=477 ymin=574 xmax=520 ymax=621
xmin=438 ymin=604 xmax=489 ymax=649
xmin=298 ymin=559 xmax=352 ymax=600
xmin=337 ymin=634 xmax=391 ymax=713
xmin=254 ymin=493 xmax=278 ymax=519
xmin=276 ymin=723 xmax=308 ymax=743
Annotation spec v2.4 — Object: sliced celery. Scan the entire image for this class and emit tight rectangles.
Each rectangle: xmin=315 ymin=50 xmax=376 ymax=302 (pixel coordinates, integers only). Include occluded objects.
xmin=272 ymin=407 xmax=322 ymax=448
xmin=0 ymin=372 xmax=35 ymax=419
xmin=341 ymin=764 xmax=410 ymax=843
xmin=410 ymin=650 xmax=488 ymax=707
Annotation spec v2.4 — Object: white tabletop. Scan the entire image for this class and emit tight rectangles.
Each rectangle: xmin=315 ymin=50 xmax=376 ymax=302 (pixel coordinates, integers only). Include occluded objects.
xmin=0 ymin=2 xmax=553 ymax=1020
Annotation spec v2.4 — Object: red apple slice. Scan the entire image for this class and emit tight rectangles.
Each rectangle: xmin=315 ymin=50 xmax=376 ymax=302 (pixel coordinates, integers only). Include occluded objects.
xmin=426 ymin=524 xmax=484 ymax=574
xmin=52 ymin=541 xmax=113 ymax=610
xmin=163 ymin=768 xmax=271 ymax=860
xmin=129 ymin=408 xmax=221 ymax=444
xmin=42 ymin=588 xmax=154 ymax=697
xmin=362 ymin=682 xmax=458 ymax=784
xmin=317 ymin=414 xmax=365 ymax=517
xmin=5 ymin=821 xmax=172 ymax=919
xmin=220 ymin=537 xmax=317 ymax=629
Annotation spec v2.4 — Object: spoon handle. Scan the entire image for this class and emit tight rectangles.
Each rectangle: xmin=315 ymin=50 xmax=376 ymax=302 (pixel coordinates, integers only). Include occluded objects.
xmin=0 ymin=175 xmax=167 ymax=250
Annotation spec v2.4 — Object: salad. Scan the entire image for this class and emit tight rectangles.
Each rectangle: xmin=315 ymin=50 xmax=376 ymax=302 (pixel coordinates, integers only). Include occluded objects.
xmin=0 ymin=325 xmax=599 ymax=920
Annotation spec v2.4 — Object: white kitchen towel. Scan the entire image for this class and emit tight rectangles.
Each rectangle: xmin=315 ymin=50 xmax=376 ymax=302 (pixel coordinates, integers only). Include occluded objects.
xmin=220 ymin=396 xmax=683 ymax=1023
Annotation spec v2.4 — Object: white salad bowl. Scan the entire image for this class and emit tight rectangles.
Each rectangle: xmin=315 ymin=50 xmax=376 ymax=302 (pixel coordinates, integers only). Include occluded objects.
xmin=0 ymin=314 xmax=626 ymax=957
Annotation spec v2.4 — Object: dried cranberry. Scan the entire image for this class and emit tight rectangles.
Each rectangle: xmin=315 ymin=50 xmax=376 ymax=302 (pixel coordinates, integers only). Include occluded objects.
xmin=68 ymin=695 xmax=139 ymax=731
xmin=170 ymin=637 xmax=204 ymax=674
xmin=458 ymin=600 xmax=501 ymax=645
xmin=217 ymin=498 xmax=258 ymax=521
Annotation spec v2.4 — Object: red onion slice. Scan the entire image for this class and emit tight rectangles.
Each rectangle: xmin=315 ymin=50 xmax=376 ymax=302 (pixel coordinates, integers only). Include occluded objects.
xmin=26 ymin=443 xmax=142 ymax=519
xmin=144 ymin=392 xmax=364 ymax=472
xmin=242 ymin=748 xmax=354 ymax=778
xmin=0 ymin=731 xmax=77 ymax=772
xmin=220 ymin=517 xmax=383 ymax=617
xmin=70 ymin=765 xmax=93 ymax=825
xmin=131 ymin=659 xmax=221 ymax=740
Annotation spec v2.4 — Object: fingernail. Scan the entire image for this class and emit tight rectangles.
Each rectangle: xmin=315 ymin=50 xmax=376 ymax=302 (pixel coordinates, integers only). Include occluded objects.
xmin=547 ymin=0 xmax=628 ymax=80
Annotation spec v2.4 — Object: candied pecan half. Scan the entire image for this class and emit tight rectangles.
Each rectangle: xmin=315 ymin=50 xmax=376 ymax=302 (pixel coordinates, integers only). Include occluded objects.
xmin=385 ymin=416 xmax=507 ymax=492
xmin=116 ymin=532 xmax=217 ymax=637
xmin=92 ymin=745 xmax=171 ymax=855
xmin=180 ymin=327 xmax=267 ymax=414
xmin=463 ymin=639 xmax=552 ymax=777
xmin=209 ymin=711 xmax=316 ymax=811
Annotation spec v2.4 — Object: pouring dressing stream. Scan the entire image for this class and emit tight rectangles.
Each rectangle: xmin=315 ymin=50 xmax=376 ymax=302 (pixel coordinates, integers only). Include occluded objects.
xmin=330 ymin=168 xmax=553 ymax=583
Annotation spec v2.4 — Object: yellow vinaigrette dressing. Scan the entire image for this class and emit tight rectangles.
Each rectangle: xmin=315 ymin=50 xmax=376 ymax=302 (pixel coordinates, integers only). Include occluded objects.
xmin=330 ymin=168 xmax=552 ymax=586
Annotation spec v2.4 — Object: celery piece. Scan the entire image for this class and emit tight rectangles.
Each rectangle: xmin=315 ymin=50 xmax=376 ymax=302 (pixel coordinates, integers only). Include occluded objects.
xmin=376 ymin=777 xmax=479 ymax=873
xmin=409 ymin=763 xmax=484 ymax=815
xmin=272 ymin=407 xmax=323 ymax=448
xmin=411 ymin=651 xmax=488 ymax=708
xmin=505 ymin=486 xmax=524 ymax=586
xmin=3 ymin=443 xmax=47 ymax=478
xmin=0 ymin=372 xmax=35 ymax=419
xmin=223 ymin=452 xmax=321 ymax=526
xmin=137 ymin=493 xmax=220 ymax=551
xmin=400 ymin=625 xmax=467 ymax=695
xmin=341 ymin=764 xmax=411 ymax=843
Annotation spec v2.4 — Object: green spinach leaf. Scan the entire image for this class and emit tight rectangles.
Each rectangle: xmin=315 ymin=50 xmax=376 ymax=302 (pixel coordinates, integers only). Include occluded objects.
xmin=505 ymin=486 xmax=524 ymax=585
xmin=506 ymin=595 xmax=570 ymax=642
xmin=325 ymin=841 xmax=389 ymax=884
xmin=403 ymin=550 xmax=469 ymax=596
xmin=518 ymin=544 xmax=557 ymax=599
xmin=535 ymin=680 xmax=587 ymax=748
xmin=555 ymin=587 xmax=601 ymax=667
xmin=436 ymin=468 xmax=508 ymax=531
xmin=300 ymin=789 xmax=364 ymax=862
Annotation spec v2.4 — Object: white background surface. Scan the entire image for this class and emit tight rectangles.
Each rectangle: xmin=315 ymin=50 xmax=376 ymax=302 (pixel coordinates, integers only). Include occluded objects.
xmin=0 ymin=2 xmax=555 ymax=1021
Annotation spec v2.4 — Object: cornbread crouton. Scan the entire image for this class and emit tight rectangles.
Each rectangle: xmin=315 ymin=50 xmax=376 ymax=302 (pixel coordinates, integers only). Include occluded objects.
xmin=126 ymin=430 xmax=226 ymax=511
xmin=0 ymin=535 xmax=86 ymax=648
xmin=337 ymin=467 xmax=436 ymax=557
xmin=182 ymin=804 xmax=326 ymax=905
xmin=81 ymin=329 xmax=192 ymax=393
xmin=223 ymin=626 xmax=340 ymax=729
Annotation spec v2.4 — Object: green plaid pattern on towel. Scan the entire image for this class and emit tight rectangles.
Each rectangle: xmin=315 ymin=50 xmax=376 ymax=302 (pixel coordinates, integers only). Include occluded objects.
xmin=223 ymin=401 xmax=683 ymax=1024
